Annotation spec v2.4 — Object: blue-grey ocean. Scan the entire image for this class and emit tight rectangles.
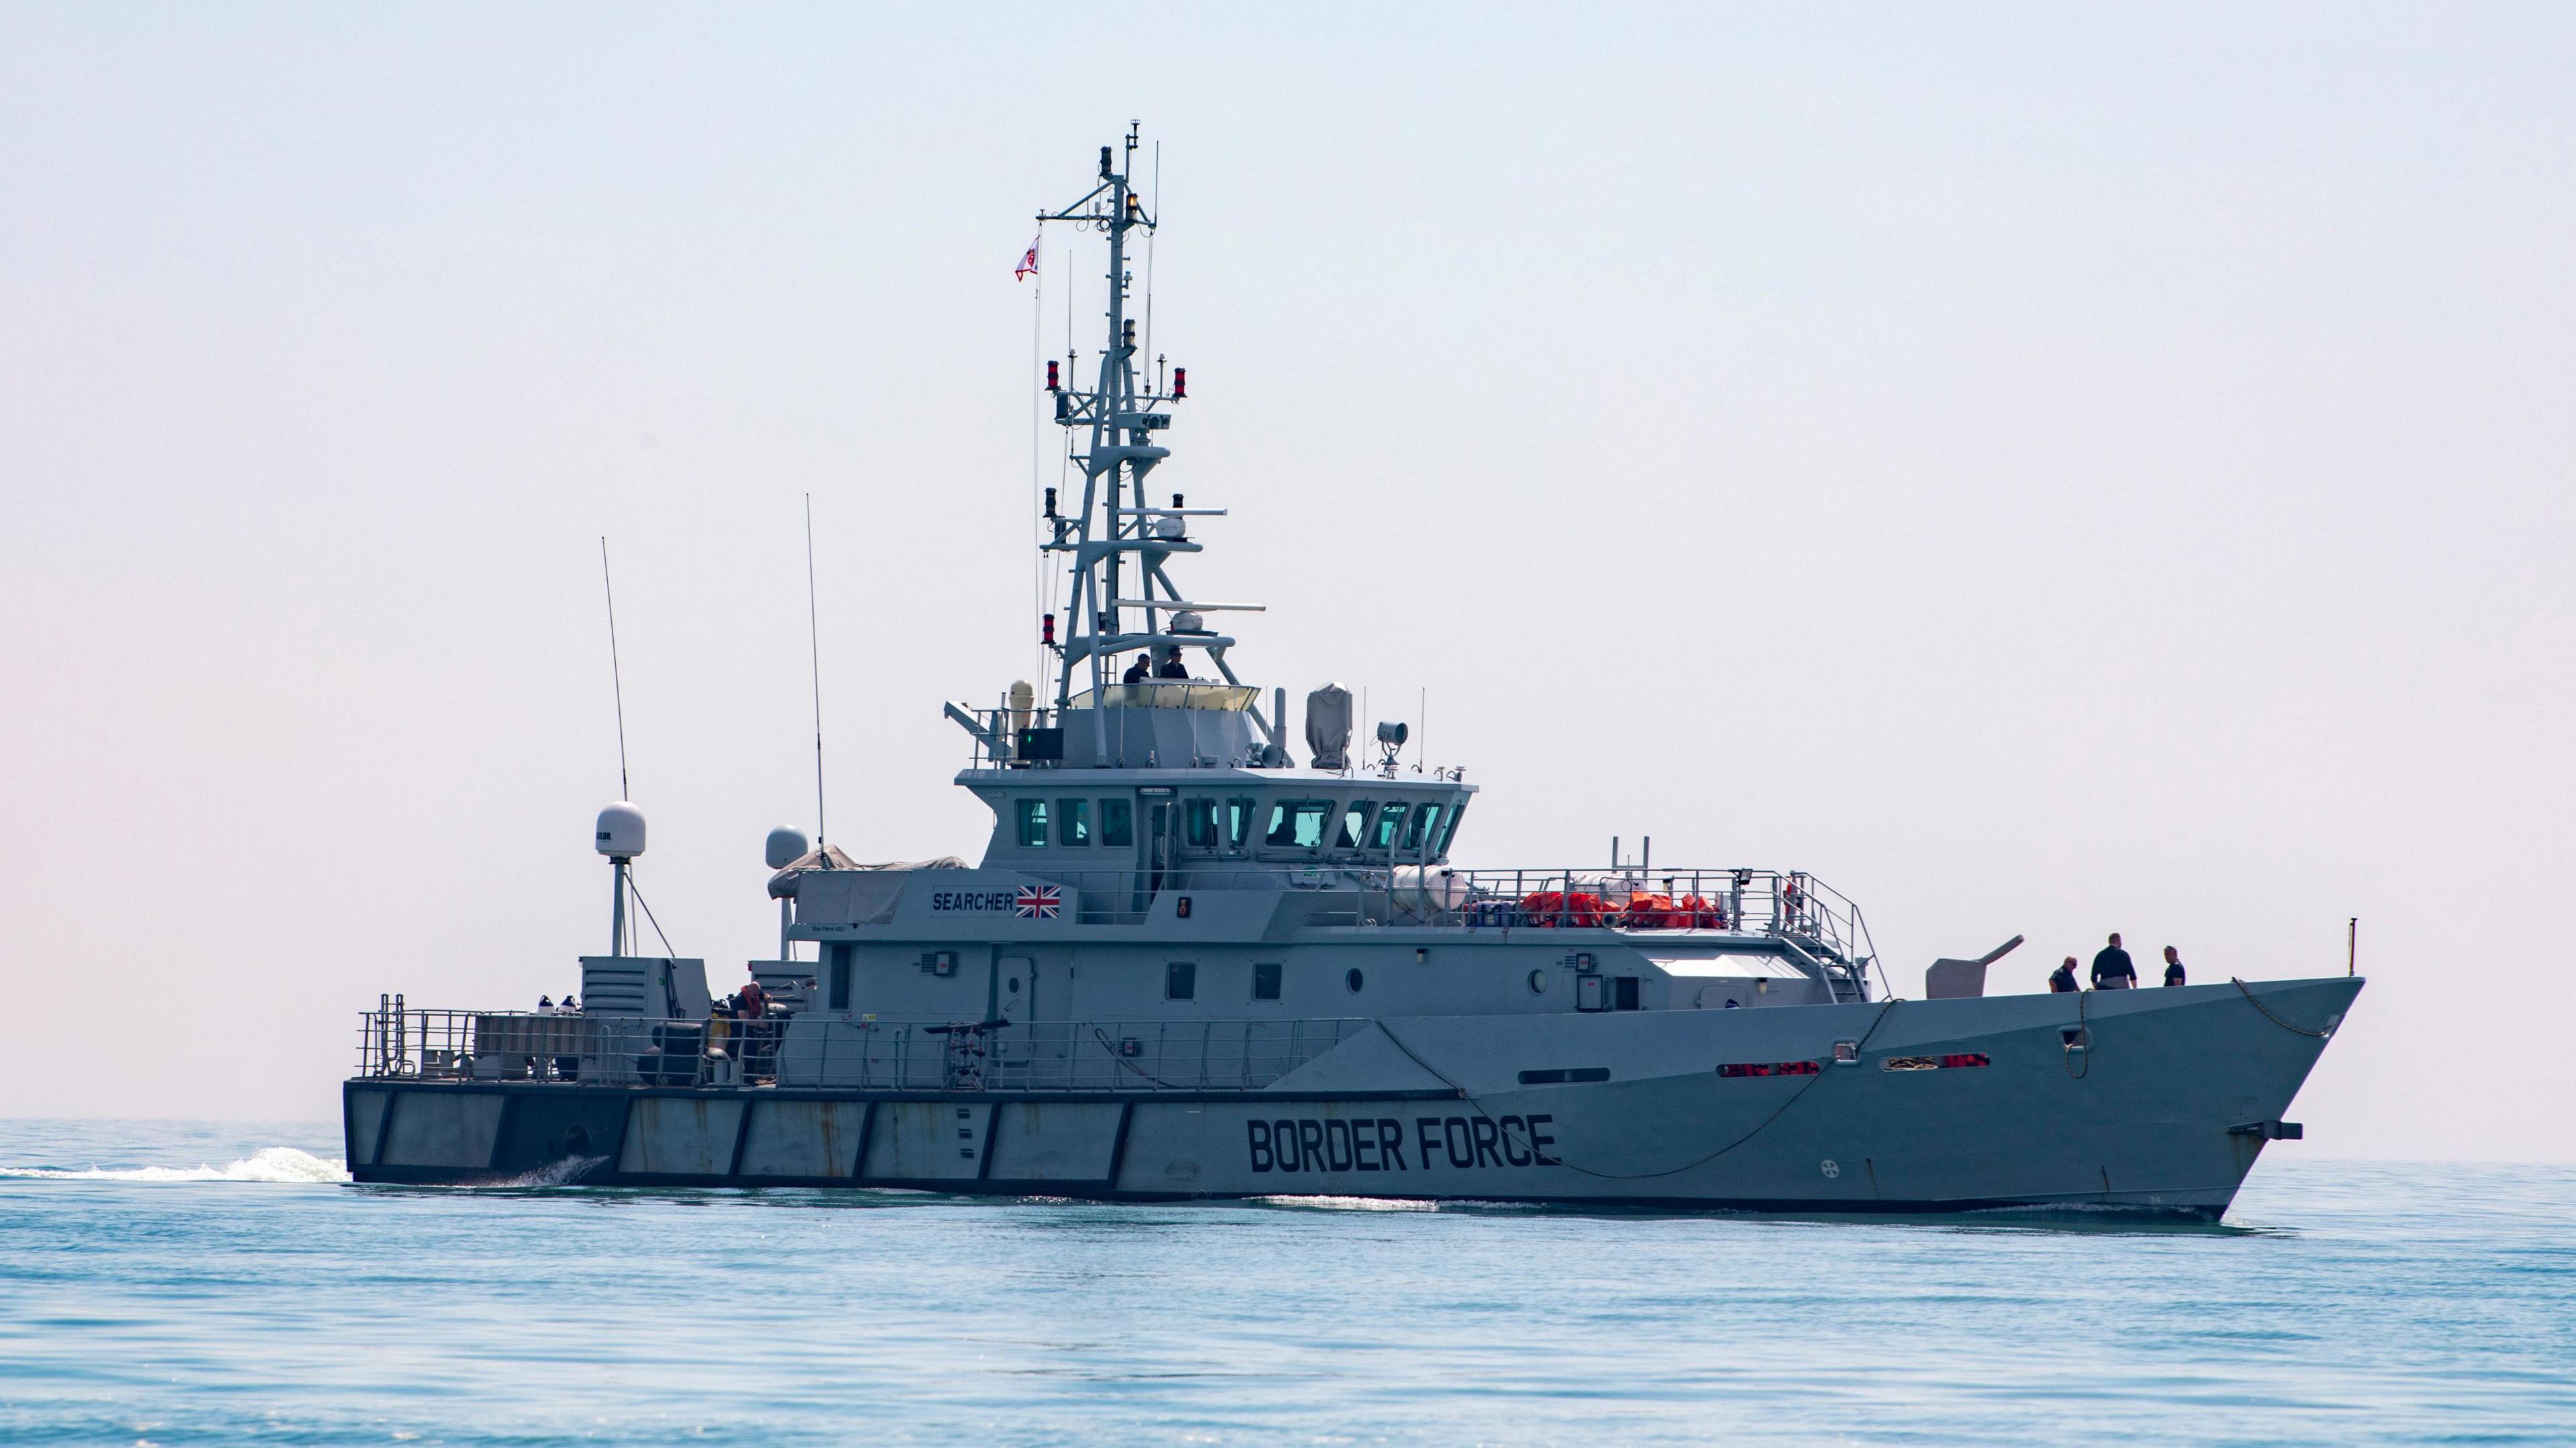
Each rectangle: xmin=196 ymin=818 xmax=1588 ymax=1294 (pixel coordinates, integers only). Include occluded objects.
xmin=1 ymin=1120 xmax=2568 ymax=1445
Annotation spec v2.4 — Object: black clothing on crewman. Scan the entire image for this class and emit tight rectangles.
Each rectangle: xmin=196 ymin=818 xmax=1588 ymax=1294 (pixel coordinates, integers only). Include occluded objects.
xmin=2091 ymin=946 xmax=2137 ymax=988
xmin=1122 ymin=655 xmax=1152 ymax=683
xmin=2048 ymin=962 xmax=2079 ymax=993
xmin=2163 ymin=956 xmax=2186 ymax=987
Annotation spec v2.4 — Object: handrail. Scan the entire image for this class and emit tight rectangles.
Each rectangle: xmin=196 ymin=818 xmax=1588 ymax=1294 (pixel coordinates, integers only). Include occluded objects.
xmin=990 ymin=865 xmax=1874 ymax=967
xmin=351 ymin=1008 xmax=1373 ymax=1093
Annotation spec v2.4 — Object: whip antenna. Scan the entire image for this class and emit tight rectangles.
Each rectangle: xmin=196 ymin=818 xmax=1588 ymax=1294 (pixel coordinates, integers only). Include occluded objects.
xmin=599 ymin=536 xmax=630 ymax=800
xmin=805 ymin=493 xmax=828 ymax=845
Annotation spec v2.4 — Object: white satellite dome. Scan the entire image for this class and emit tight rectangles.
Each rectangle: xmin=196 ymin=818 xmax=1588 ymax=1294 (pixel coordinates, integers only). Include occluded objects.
xmin=595 ymin=801 xmax=647 ymax=858
xmin=765 ymin=826 xmax=811 ymax=870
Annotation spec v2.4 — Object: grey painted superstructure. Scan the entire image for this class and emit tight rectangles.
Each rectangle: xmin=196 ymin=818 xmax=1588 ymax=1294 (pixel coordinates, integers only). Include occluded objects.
xmin=346 ymin=134 xmax=2360 ymax=1217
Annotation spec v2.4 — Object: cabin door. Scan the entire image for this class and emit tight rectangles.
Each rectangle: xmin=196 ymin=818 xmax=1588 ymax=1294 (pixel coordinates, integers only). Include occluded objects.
xmin=1146 ymin=801 xmax=1173 ymax=897
xmin=1018 ymin=954 xmax=1073 ymax=1088
xmin=996 ymin=954 xmax=1039 ymax=1087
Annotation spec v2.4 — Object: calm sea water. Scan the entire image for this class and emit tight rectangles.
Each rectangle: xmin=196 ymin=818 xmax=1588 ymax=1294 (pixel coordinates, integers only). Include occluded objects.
xmin=1 ymin=1119 xmax=2569 ymax=1445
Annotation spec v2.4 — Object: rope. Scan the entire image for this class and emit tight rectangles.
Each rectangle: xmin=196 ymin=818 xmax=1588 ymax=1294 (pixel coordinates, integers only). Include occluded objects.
xmin=2231 ymin=977 xmax=2335 ymax=1038
xmin=1378 ymin=999 xmax=1898 ymax=1183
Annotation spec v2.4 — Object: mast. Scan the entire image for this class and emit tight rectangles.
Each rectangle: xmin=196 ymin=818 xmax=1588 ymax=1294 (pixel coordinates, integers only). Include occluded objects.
xmin=1035 ymin=128 xmax=1249 ymax=722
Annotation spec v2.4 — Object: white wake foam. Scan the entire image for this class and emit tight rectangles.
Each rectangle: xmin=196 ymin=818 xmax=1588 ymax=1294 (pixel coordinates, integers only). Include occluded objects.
xmin=1250 ymin=1194 xmax=1440 ymax=1211
xmin=0 ymin=1146 xmax=349 ymax=1184
xmin=483 ymin=1154 xmax=608 ymax=1188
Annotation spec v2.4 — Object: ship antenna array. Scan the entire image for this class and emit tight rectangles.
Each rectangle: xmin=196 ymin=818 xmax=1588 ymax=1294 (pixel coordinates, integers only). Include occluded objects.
xmin=1027 ymin=124 xmax=1273 ymax=757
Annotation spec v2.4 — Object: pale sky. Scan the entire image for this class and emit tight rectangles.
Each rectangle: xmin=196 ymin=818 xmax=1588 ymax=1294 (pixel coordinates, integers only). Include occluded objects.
xmin=3 ymin=4 xmax=2570 ymax=1160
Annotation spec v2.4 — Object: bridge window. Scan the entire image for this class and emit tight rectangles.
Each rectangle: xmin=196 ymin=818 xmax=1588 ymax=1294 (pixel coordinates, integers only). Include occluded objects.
xmin=1252 ymin=961 xmax=1282 ymax=1001
xmin=1338 ymin=801 xmax=1374 ymax=850
xmin=1165 ymin=961 xmax=1197 ymax=1001
xmin=1373 ymin=802 xmax=1409 ymax=850
xmin=1183 ymin=798 xmax=1219 ymax=849
xmin=1016 ymin=799 xmax=1049 ymax=848
xmin=1057 ymin=799 xmax=1091 ymax=846
xmin=1099 ymin=798 xmax=1134 ymax=848
xmin=1405 ymin=803 xmax=1442 ymax=852
xmin=1434 ymin=799 xmax=1468 ymax=856
xmin=1227 ymin=798 xmax=1256 ymax=851
xmin=1267 ymin=800 xmax=1331 ymax=848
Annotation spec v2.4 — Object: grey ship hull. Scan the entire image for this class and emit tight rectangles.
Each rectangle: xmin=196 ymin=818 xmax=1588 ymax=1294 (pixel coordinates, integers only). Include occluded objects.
xmin=345 ymin=976 xmax=2357 ymax=1218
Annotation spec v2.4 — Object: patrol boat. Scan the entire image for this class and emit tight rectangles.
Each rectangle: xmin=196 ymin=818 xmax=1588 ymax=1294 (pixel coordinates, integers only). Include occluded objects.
xmin=344 ymin=135 xmax=2361 ymax=1217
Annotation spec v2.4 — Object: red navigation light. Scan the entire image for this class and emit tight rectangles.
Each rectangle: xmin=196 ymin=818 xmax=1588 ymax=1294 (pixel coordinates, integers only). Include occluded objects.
xmin=1172 ymin=366 xmax=1187 ymax=400
xmin=1045 ymin=359 xmax=1059 ymax=392
xmin=1041 ymin=613 xmax=1055 ymax=646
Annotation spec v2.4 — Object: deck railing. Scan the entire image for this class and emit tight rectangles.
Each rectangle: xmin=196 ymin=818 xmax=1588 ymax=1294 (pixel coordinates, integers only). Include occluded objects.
xmin=1015 ymin=865 xmax=1875 ymax=962
xmin=352 ymin=1003 xmax=1372 ymax=1094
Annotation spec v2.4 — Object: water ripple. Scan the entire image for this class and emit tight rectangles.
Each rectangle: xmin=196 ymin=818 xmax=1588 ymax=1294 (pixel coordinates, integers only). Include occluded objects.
xmin=1 ymin=1121 xmax=2571 ymax=1445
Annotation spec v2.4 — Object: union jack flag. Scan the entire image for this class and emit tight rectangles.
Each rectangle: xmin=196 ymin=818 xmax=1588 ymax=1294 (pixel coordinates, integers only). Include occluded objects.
xmin=1015 ymin=885 xmax=1061 ymax=920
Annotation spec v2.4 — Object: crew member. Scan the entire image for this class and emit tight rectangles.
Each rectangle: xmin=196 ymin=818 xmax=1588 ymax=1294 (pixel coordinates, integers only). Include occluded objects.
xmin=2048 ymin=956 xmax=2079 ymax=993
xmin=2162 ymin=946 xmax=2186 ymax=987
xmin=1155 ymin=646 xmax=1189 ymax=679
xmin=2092 ymin=933 xmax=2137 ymax=990
xmin=1122 ymin=653 xmax=1152 ymax=683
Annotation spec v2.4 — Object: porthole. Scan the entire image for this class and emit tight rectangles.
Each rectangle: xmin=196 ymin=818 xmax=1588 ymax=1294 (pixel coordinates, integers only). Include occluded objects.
xmin=1345 ymin=968 xmax=1364 ymax=994
xmin=1006 ymin=977 xmax=1020 ymax=993
xmin=1527 ymin=968 xmax=1549 ymax=995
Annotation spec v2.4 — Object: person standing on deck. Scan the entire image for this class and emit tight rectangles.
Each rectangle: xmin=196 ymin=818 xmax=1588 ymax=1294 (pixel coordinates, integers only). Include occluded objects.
xmin=2049 ymin=956 xmax=2080 ymax=993
xmin=2163 ymin=946 xmax=2187 ymax=987
xmin=2092 ymin=933 xmax=2138 ymax=989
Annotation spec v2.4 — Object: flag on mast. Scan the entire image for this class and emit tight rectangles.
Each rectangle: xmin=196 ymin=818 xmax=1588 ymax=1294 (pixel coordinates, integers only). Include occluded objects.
xmin=1014 ymin=235 xmax=1040 ymax=282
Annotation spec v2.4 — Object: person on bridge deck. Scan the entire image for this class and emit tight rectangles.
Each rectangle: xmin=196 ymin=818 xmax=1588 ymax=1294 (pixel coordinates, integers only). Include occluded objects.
xmin=740 ymin=979 xmax=768 ymax=1018
xmin=1122 ymin=653 xmax=1152 ymax=683
xmin=2049 ymin=956 xmax=2080 ymax=993
xmin=2163 ymin=946 xmax=2187 ymax=987
xmin=2092 ymin=933 xmax=2138 ymax=989
xmin=1155 ymin=647 xmax=1189 ymax=679
xmin=537 ymin=995 xmax=552 ymax=1011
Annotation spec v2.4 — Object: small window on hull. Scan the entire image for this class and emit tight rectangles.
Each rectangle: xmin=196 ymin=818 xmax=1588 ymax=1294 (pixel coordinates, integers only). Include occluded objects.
xmin=1517 ymin=1067 xmax=1611 ymax=1085
xmin=1165 ymin=962 xmax=1197 ymax=1001
xmin=1252 ymin=961 xmax=1282 ymax=1001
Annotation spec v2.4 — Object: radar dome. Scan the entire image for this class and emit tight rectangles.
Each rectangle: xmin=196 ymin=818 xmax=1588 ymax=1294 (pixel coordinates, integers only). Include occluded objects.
xmin=595 ymin=802 xmax=647 ymax=858
xmin=765 ymin=826 xmax=810 ymax=870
